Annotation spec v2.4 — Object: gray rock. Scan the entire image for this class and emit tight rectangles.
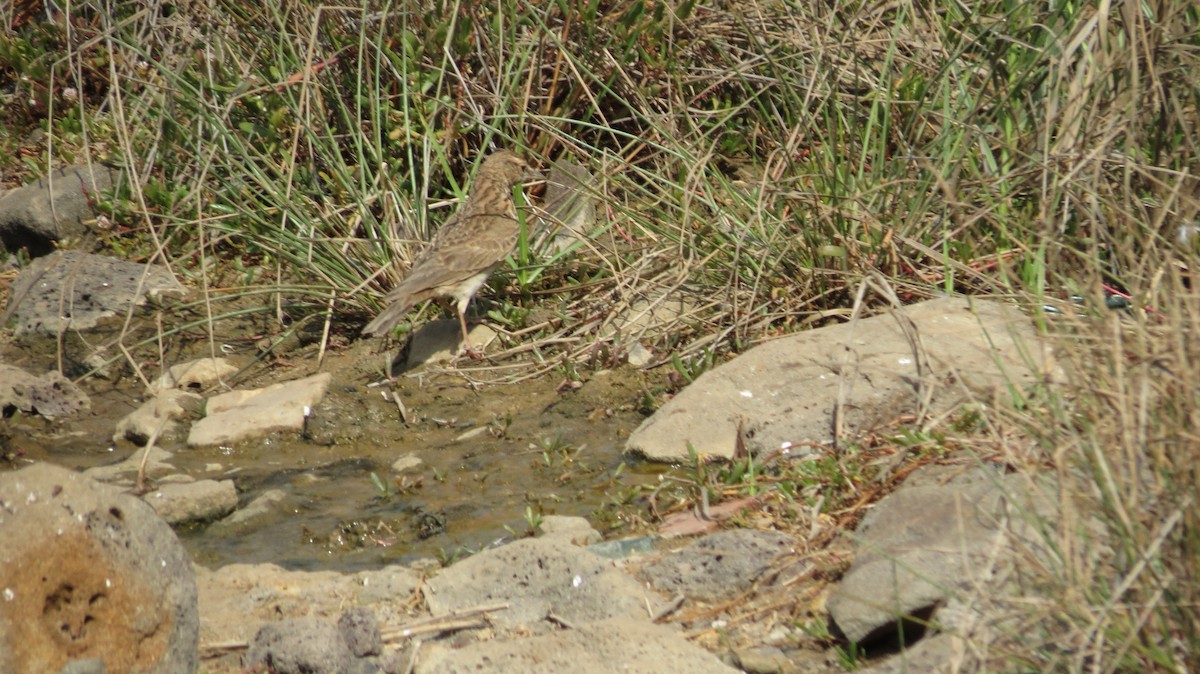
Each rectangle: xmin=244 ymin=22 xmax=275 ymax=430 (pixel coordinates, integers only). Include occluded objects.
xmin=247 ymin=616 xmax=354 ymax=674
xmin=338 ymin=608 xmax=382 ymax=657
xmin=424 ymin=537 xmax=654 ymax=634
xmin=538 ymin=159 xmax=597 ymax=253
xmin=415 ymin=616 xmax=738 ymax=674
xmin=626 ymin=297 xmax=1061 ymax=461
xmin=0 ymin=164 xmax=120 ymax=257
xmin=352 ymin=566 xmax=423 ymax=606
xmin=607 ymin=289 xmax=697 ymax=343
xmin=625 ymin=341 xmax=654 ymax=368
xmin=187 ymin=372 xmax=331 ymax=447
xmin=208 ymin=488 xmax=286 ymax=532
xmin=112 ymin=388 xmax=203 ymax=445
xmin=142 ymin=479 xmax=238 ymax=525
xmin=194 ymin=561 xmax=423 ymax=654
xmin=406 ymin=319 xmax=497 ymax=366
xmin=0 ymin=363 xmax=90 ymax=418
xmin=639 ymin=529 xmax=793 ymax=602
xmin=0 ymin=463 xmax=198 ymax=673
xmin=855 ymin=632 xmax=976 ymax=674
xmin=155 ymin=357 xmax=239 ymax=392
xmin=194 ymin=563 xmax=355 ymax=647
xmin=391 ymin=453 xmax=423 ymax=473
xmin=1 ymin=250 xmax=184 ymax=337
xmin=733 ymin=645 xmax=791 ymax=674
xmin=537 ymin=515 xmax=602 ymax=546
xmin=827 ymin=465 xmax=1057 ymax=645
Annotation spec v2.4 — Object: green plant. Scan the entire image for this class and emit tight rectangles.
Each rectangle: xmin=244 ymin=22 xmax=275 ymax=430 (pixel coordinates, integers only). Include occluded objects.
xmin=435 ymin=546 xmax=470 ymax=567
xmin=368 ymin=471 xmax=390 ymax=499
xmin=523 ymin=505 xmax=544 ymax=534
xmin=834 ymin=641 xmax=862 ymax=671
xmin=538 ymin=433 xmax=578 ymax=467
xmin=670 ymin=349 xmax=717 ymax=385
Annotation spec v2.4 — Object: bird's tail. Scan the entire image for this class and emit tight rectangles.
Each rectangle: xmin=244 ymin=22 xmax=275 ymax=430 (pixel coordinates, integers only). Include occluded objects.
xmin=361 ymin=297 xmax=417 ymax=337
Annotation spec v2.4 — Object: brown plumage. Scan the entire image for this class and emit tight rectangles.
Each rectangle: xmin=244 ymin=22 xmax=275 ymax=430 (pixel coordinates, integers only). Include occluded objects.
xmin=363 ymin=150 xmax=536 ymax=355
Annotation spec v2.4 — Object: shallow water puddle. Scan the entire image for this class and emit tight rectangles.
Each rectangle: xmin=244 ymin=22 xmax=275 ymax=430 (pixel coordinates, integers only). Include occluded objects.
xmin=5 ymin=343 xmax=665 ymax=571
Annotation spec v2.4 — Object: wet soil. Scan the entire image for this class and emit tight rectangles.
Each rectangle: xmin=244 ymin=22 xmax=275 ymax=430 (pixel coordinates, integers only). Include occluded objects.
xmin=1 ymin=328 xmax=669 ymax=572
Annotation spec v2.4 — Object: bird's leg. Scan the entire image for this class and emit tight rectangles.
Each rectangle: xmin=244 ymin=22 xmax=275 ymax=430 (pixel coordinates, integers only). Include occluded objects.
xmin=382 ymin=350 xmax=394 ymax=380
xmin=457 ymin=309 xmax=484 ymax=360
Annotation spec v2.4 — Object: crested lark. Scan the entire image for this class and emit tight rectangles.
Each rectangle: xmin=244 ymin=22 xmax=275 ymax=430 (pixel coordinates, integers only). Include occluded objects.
xmin=362 ymin=150 xmax=536 ymax=356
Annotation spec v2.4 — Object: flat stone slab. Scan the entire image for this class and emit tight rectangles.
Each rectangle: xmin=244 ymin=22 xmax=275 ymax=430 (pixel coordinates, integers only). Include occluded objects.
xmin=187 ymin=372 xmax=331 ymax=447
xmin=626 ymin=297 xmax=1060 ymax=461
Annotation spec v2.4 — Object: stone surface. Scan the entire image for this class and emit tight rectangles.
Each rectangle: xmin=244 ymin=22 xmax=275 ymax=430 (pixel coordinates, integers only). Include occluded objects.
xmin=407 ymin=319 xmax=498 ymax=366
xmin=353 ymin=566 xmax=425 ymax=605
xmin=733 ymin=645 xmax=791 ymax=674
xmin=1 ymin=250 xmax=185 ymax=337
xmin=626 ymin=341 xmax=654 ymax=368
xmin=827 ymin=465 xmax=1057 ymax=644
xmin=187 ymin=372 xmax=331 ymax=447
xmin=142 ymin=479 xmax=238 ymax=525
xmin=415 ymin=616 xmax=739 ymax=674
xmin=607 ymin=289 xmax=697 ymax=344
xmin=0 ymin=164 xmax=120 ymax=257
xmin=638 ymin=529 xmax=794 ymax=602
xmin=0 ymin=363 xmax=90 ymax=419
xmin=626 ymin=297 xmax=1060 ymax=461
xmin=246 ymin=616 xmax=353 ymax=674
xmin=856 ymin=632 xmax=975 ymax=674
xmin=207 ymin=488 xmax=285 ymax=533
xmin=155 ymin=357 xmax=239 ymax=392
xmin=195 ymin=563 xmax=421 ymax=648
xmin=391 ymin=453 xmax=423 ymax=473
xmin=538 ymin=158 xmax=597 ymax=253
xmin=112 ymin=388 xmax=203 ymax=445
xmin=424 ymin=537 xmax=654 ymax=634
xmin=338 ymin=608 xmax=382 ymax=658
xmin=0 ymin=463 xmax=198 ymax=673
xmin=537 ymin=514 xmax=602 ymax=546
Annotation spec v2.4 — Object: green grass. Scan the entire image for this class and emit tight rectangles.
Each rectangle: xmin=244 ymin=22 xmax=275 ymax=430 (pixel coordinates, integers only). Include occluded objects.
xmin=2 ymin=0 xmax=1198 ymax=670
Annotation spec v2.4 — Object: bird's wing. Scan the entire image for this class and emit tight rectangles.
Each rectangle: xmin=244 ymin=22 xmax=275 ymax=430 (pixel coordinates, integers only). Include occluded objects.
xmin=388 ymin=216 xmax=520 ymax=299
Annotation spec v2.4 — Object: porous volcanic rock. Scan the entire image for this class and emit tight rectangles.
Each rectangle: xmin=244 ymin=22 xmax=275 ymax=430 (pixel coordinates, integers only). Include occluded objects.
xmin=0 ymin=463 xmax=199 ymax=673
